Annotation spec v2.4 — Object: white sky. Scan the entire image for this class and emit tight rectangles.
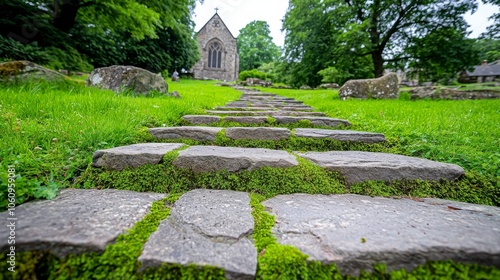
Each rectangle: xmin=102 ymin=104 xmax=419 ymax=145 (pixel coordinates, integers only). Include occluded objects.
xmin=193 ymin=0 xmax=499 ymax=47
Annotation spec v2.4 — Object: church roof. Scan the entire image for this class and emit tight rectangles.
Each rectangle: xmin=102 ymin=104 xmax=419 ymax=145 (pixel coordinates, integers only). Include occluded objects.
xmin=196 ymin=12 xmax=237 ymax=39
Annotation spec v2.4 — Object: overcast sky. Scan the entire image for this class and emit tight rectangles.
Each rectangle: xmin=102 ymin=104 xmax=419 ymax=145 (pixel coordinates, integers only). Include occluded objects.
xmin=193 ymin=0 xmax=499 ymax=47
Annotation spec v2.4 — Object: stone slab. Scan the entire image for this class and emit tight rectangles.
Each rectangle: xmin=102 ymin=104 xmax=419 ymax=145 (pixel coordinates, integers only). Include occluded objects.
xmin=149 ymin=126 xmax=222 ymax=141
xmin=215 ymin=107 xmax=277 ymax=111
xmin=92 ymin=143 xmax=184 ymax=171
xmin=0 ymin=189 xmax=164 ymax=257
xmin=263 ymin=194 xmax=500 ymax=275
xmin=206 ymin=110 xmax=326 ymax=117
xmin=296 ymin=151 xmax=465 ymax=185
xmin=274 ymin=116 xmax=351 ymax=127
xmin=139 ymin=189 xmax=257 ymax=279
xmin=173 ymin=146 xmax=298 ymax=173
xmin=182 ymin=115 xmax=221 ymax=125
xmin=226 ymin=127 xmax=291 ymax=140
xmin=279 ymin=107 xmax=314 ymax=111
xmin=294 ymin=128 xmax=386 ymax=143
xmin=224 ymin=116 xmax=269 ymax=124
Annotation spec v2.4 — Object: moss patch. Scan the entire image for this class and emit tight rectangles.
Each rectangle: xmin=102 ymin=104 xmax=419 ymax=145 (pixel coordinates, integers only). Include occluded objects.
xmin=0 ymin=194 xmax=226 ymax=279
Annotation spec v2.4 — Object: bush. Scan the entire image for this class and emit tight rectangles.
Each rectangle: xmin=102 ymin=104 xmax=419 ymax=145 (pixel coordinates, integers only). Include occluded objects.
xmin=239 ymin=69 xmax=273 ymax=81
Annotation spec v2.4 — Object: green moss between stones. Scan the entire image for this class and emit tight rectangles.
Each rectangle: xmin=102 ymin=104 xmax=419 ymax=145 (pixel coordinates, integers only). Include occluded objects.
xmin=178 ymin=117 xmax=350 ymax=130
xmin=0 ymin=194 xmax=226 ymax=279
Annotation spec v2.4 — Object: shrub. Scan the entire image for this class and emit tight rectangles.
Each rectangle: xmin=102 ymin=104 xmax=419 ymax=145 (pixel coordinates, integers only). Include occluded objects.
xmin=239 ymin=69 xmax=272 ymax=81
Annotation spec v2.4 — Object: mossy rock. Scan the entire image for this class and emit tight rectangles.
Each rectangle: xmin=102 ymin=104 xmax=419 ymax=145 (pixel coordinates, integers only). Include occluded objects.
xmin=0 ymin=60 xmax=66 ymax=83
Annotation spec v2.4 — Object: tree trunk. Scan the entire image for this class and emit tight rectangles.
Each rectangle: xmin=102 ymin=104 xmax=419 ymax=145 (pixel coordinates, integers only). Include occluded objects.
xmin=52 ymin=0 xmax=81 ymax=33
xmin=372 ymin=51 xmax=384 ymax=78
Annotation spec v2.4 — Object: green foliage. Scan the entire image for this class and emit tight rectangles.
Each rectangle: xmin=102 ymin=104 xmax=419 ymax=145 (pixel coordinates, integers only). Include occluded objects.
xmin=0 ymin=0 xmax=201 ymax=72
xmin=239 ymin=69 xmax=273 ymax=81
xmin=237 ymin=20 xmax=281 ymax=71
xmin=474 ymin=38 xmax=500 ymax=62
xmin=283 ymin=0 xmax=477 ymax=81
xmin=406 ymin=27 xmax=478 ymax=84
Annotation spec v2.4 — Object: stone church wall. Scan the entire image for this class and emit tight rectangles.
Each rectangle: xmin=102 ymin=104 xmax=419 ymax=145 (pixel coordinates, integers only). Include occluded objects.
xmin=192 ymin=14 xmax=239 ymax=82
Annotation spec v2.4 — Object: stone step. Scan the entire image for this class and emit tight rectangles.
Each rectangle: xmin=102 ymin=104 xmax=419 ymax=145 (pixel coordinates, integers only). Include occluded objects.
xmin=91 ymin=144 xmax=464 ymax=184
xmin=205 ymin=110 xmax=327 ymax=116
xmin=214 ymin=106 xmax=278 ymax=111
xmin=149 ymin=126 xmax=386 ymax=143
xmin=139 ymin=189 xmax=257 ymax=279
xmin=296 ymin=151 xmax=465 ymax=185
xmin=5 ymin=189 xmax=498 ymax=277
xmin=263 ymin=193 xmax=500 ymax=275
xmin=181 ymin=115 xmax=351 ymax=127
xmin=0 ymin=189 xmax=165 ymax=258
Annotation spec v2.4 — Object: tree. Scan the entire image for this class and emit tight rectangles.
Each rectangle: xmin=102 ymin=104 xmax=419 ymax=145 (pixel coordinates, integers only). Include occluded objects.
xmin=0 ymin=0 xmax=202 ymax=72
xmin=481 ymin=0 xmax=500 ymax=39
xmin=283 ymin=0 xmax=477 ymax=81
xmin=405 ymin=27 xmax=478 ymax=83
xmin=475 ymin=39 xmax=500 ymax=62
xmin=237 ymin=21 xmax=281 ymax=71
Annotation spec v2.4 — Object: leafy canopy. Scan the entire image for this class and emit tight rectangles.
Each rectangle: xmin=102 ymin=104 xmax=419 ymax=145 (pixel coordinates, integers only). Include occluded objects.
xmin=237 ymin=20 xmax=281 ymax=71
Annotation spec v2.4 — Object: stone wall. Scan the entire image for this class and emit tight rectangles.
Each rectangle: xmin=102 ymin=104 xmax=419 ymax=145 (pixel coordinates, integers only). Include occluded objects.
xmin=192 ymin=14 xmax=239 ymax=82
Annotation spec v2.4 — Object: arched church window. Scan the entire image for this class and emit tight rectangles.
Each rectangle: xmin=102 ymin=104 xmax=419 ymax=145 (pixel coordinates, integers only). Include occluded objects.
xmin=208 ymin=42 xmax=222 ymax=69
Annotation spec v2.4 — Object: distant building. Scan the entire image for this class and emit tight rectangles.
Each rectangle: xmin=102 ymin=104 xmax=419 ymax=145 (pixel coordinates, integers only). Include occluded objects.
xmin=191 ymin=12 xmax=239 ymax=82
xmin=459 ymin=60 xmax=500 ymax=83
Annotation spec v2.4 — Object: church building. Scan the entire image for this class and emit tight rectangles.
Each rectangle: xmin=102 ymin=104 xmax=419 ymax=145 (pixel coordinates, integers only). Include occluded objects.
xmin=192 ymin=12 xmax=239 ymax=81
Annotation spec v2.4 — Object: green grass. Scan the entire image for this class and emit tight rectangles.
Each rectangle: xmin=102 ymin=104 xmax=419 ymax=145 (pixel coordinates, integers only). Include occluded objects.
xmin=0 ymin=79 xmax=240 ymax=208
xmin=261 ymin=87 xmax=500 ymax=180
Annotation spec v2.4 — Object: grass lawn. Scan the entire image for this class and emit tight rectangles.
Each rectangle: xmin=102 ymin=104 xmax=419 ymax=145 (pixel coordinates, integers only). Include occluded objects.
xmin=0 ymin=80 xmax=499 ymax=209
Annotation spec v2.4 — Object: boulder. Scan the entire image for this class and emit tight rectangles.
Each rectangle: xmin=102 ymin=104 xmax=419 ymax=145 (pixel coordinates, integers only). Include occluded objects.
xmin=0 ymin=60 xmax=66 ymax=83
xmin=300 ymin=85 xmax=312 ymax=90
xmin=339 ymin=73 xmax=399 ymax=99
xmin=87 ymin=65 xmax=169 ymax=96
xmin=245 ymin=78 xmax=273 ymax=87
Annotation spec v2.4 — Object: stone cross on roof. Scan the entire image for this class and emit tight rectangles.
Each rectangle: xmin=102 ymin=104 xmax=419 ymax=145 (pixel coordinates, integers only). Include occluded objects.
xmin=215 ymin=7 xmax=219 ymax=13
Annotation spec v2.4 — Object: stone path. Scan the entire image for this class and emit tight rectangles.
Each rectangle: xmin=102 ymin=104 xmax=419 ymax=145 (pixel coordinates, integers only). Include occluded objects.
xmin=5 ymin=85 xmax=499 ymax=278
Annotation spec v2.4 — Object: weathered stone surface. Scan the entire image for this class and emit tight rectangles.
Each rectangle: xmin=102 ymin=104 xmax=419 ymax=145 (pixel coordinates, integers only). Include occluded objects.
xmin=149 ymin=126 xmax=223 ymax=141
xmin=0 ymin=60 xmax=66 ymax=83
xmin=294 ymin=128 xmax=386 ymax=143
xmin=296 ymin=151 xmax=465 ymax=185
xmin=279 ymin=107 xmax=314 ymax=111
xmin=224 ymin=116 xmax=269 ymax=124
xmin=92 ymin=143 xmax=184 ymax=170
xmin=0 ymin=189 xmax=164 ymax=257
xmin=339 ymin=73 xmax=399 ymax=99
xmin=300 ymin=85 xmax=312 ymax=90
xmin=173 ymin=146 xmax=298 ymax=173
xmin=87 ymin=65 xmax=169 ymax=95
xmin=206 ymin=110 xmax=326 ymax=116
xmin=226 ymin=127 xmax=291 ymax=140
xmin=274 ymin=116 xmax=351 ymax=127
xmin=139 ymin=189 xmax=257 ymax=279
xmin=263 ymin=194 xmax=500 ymax=275
xmin=182 ymin=115 xmax=221 ymax=125
xmin=409 ymin=87 xmax=500 ymax=100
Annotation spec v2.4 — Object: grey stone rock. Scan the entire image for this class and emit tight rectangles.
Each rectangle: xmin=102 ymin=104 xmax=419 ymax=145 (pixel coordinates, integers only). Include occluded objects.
xmin=226 ymin=127 xmax=291 ymax=140
xmin=339 ymin=73 xmax=399 ymax=99
xmin=206 ymin=110 xmax=326 ymax=116
xmin=279 ymin=107 xmax=314 ymax=111
xmin=87 ymin=65 xmax=169 ymax=96
xmin=318 ymin=83 xmax=340 ymax=89
xmin=224 ymin=116 xmax=269 ymax=124
xmin=296 ymin=151 xmax=465 ymax=185
xmin=0 ymin=60 xmax=66 ymax=83
xmin=182 ymin=115 xmax=221 ymax=125
xmin=92 ymin=143 xmax=184 ymax=171
xmin=173 ymin=146 xmax=298 ymax=173
xmin=300 ymin=85 xmax=312 ymax=90
xmin=274 ymin=116 xmax=351 ymax=127
xmin=294 ymin=129 xmax=386 ymax=143
xmin=409 ymin=87 xmax=500 ymax=100
xmin=263 ymin=194 xmax=500 ymax=275
xmin=149 ymin=126 xmax=222 ymax=141
xmin=0 ymin=189 xmax=164 ymax=257
xmin=139 ymin=189 xmax=257 ymax=279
